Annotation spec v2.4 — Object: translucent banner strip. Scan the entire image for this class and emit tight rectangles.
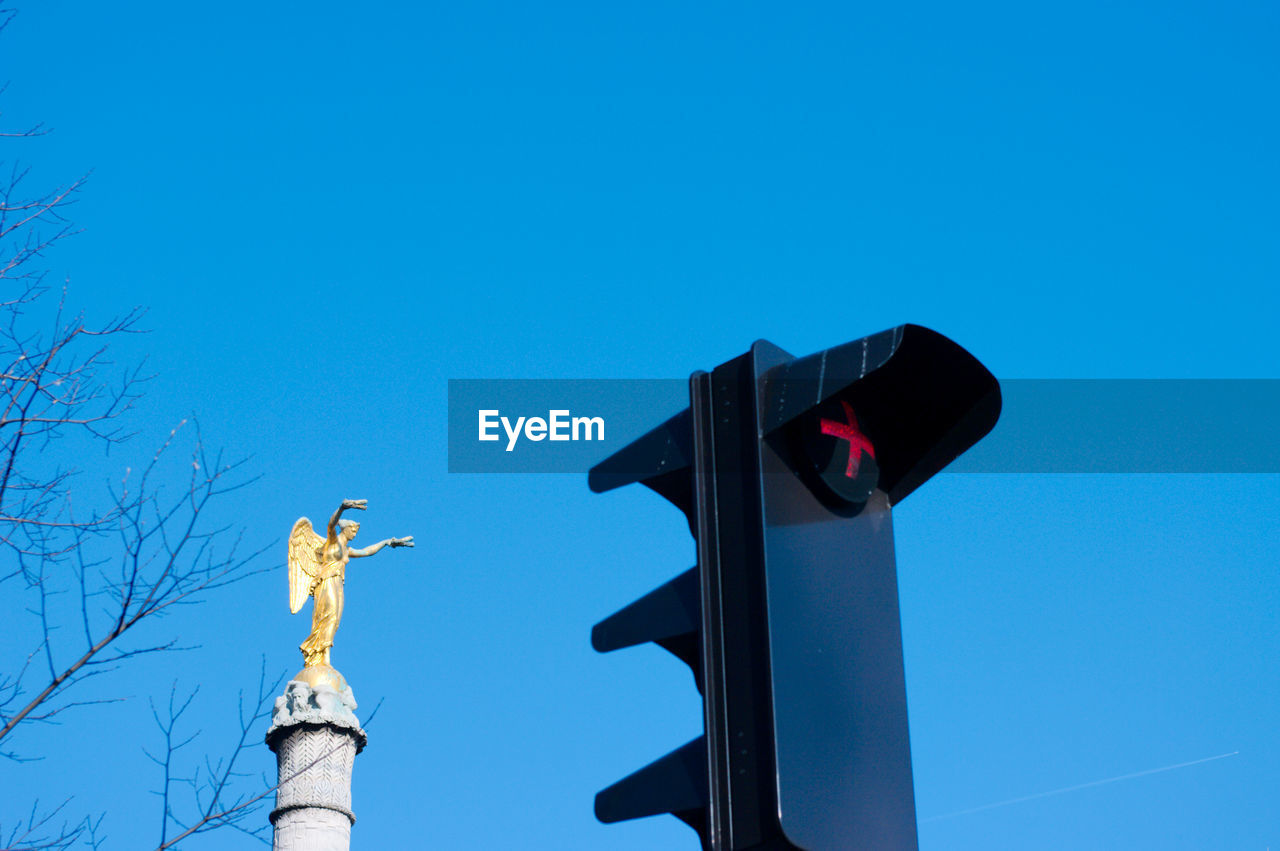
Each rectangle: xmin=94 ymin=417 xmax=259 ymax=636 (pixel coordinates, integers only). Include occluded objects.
xmin=447 ymin=379 xmax=1280 ymax=474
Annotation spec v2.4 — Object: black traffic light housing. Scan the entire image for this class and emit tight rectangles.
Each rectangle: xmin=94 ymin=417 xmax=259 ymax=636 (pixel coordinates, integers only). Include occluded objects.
xmin=589 ymin=325 xmax=1001 ymax=851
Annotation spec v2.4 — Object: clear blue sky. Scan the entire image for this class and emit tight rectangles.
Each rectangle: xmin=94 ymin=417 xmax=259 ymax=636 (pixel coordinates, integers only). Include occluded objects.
xmin=2 ymin=1 xmax=1277 ymax=848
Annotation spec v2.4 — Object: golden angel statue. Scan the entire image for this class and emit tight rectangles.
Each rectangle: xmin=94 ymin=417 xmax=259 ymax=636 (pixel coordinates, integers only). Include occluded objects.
xmin=287 ymin=498 xmax=413 ymax=690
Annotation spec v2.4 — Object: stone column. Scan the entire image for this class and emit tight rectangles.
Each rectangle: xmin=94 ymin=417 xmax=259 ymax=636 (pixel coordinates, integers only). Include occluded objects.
xmin=266 ymin=680 xmax=368 ymax=851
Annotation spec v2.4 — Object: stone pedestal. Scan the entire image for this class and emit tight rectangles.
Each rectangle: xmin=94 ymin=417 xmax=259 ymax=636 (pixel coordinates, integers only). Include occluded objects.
xmin=266 ymin=680 xmax=367 ymax=851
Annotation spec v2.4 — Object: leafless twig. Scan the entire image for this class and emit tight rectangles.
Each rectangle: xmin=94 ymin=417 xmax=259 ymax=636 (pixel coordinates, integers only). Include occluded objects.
xmin=148 ymin=661 xmax=287 ymax=849
xmin=0 ymin=798 xmax=94 ymax=851
xmin=153 ymin=697 xmax=384 ymax=851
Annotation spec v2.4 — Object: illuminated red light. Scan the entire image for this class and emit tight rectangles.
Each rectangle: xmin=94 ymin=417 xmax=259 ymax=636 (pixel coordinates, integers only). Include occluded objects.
xmin=819 ymin=400 xmax=876 ymax=479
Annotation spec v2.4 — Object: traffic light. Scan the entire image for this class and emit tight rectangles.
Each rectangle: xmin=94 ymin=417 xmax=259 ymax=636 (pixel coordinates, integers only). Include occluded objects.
xmin=589 ymin=324 xmax=1002 ymax=851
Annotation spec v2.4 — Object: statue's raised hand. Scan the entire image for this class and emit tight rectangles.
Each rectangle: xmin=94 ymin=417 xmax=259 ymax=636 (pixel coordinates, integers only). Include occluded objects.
xmin=389 ymin=536 xmax=414 ymax=548
xmin=342 ymin=499 xmax=368 ymax=511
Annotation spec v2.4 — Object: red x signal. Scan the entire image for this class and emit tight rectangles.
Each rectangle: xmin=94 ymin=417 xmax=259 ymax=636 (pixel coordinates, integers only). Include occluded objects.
xmin=819 ymin=401 xmax=876 ymax=479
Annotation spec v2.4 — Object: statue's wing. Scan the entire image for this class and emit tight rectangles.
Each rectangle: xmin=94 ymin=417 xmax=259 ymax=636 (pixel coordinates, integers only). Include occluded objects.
xmin=287 ymin=518 xmax=324 ymax=614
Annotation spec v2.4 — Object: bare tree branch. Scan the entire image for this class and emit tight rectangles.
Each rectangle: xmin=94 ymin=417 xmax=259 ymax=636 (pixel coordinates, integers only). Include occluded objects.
xmin=0 ymin=416 xmax=270 ymax=746
xmin=149 ymin=661 xmax=288 ymax=849
xmin=153 ymin=697 xmax=384 ymax=851
xmin=2 ymin=15 xmax=275 ymax=846
xmin=0 ymin=798 xmax=93 ymax=851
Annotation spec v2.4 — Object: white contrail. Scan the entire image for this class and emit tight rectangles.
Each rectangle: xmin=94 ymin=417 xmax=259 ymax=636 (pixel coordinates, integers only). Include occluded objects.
xmin=921 ymin=750 xmax=1240 ymax=823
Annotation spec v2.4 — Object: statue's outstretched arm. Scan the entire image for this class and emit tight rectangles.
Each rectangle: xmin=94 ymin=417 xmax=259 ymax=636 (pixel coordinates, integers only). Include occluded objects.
xmin=349 ymin=536 xmax=415 ymax=558
xmin=327 ymin=498 xmax=367 ymax=543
